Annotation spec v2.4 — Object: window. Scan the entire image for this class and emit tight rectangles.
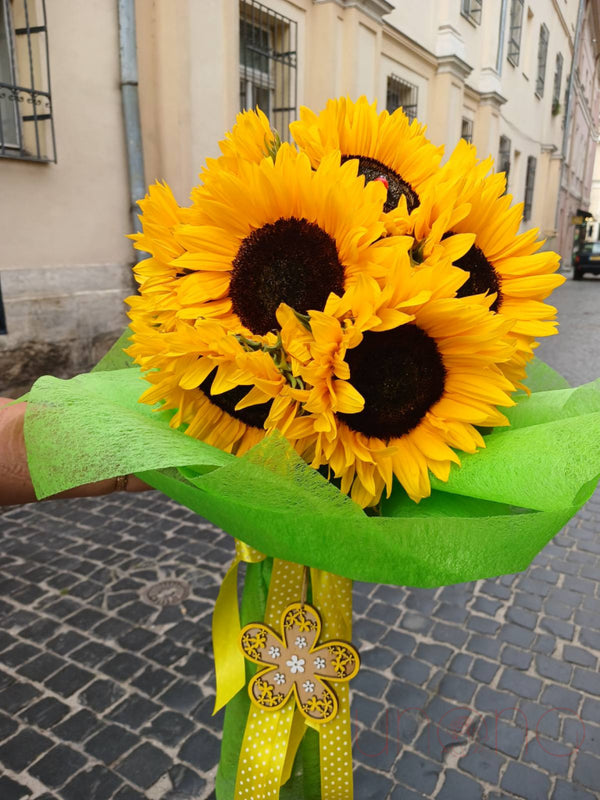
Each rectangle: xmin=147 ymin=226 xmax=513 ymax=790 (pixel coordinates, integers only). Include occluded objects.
xmin=461 ymin=117 xmax=473 ymax=143
xmin=523 ymin=156 xmax=536 ymax=221
xmin=239 ymin=0 xmax=297 ymax=142
xmin=498 ymin=135 xmax=511 ymax=183
xmin=507 ymin=0 xmax=524 ymax=66
xmin=0 ymin=276 xmax=6 ymax=335
xmin=552 ymin=52 xmax=563 ymax=114
xmin=536 ymin=24 xmax=549 ymax=98
xmin=461 ymin=0 xmax=482 ymax=25
xmin=386 ymin=74 xmax=418 ymax=122
xmin=0 ymin=0 xmax=55 ymax=162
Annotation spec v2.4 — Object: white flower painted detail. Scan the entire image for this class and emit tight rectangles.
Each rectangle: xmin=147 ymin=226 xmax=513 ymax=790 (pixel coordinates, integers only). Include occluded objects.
xmin=295 ymin=636 xmax=308 ymax=649
xmin=314 ymin=657 xmax=326 ymax=670
xmin=273 ymin=672 xmax=286 ymax=685
xmin=268 ymin=646 xmax=281 ymax=659
xmin=302 ymin=680 xmax=315 ymax=693
xmin=286 ymin=654 xmax=305 ymax=674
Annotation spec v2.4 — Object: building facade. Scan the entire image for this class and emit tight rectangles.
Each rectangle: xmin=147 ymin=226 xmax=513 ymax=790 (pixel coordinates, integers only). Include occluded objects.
xmin=1 ymin=0 xmax=599 ymax=393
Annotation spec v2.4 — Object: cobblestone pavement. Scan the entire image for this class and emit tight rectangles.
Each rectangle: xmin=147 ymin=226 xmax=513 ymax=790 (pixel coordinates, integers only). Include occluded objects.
xmin=1 ymin=276 xmax=600 ymax=800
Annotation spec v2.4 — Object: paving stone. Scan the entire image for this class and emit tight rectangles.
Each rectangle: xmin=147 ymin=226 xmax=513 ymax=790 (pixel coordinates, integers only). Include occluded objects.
xmin=415 ymin=642 xmax=452 ymax=665
xmin=535 ymin=654 xmax=572 ymax=683
xmin=353 ymin=765 xmax=394 ymax=799
xmin=101 ymin=652 xmax=146 ymax=681
xmin=79 ymin=679 xmax=126 ymax=712
xmin=179 ymin=730 xmax=221 ymax=772
xmin=498 ymin=668 xmax=542 ymax=700
xmin=393 ymin=750 xmax=441 ymax=795
xmin=501 ymin=645 xmax=532 ymax=670
xmin=573 ymin=751 xmax=600 ymax=791
xmin=355 ymin=730 xmax=396 ymax=771
xmin=391 ymin=656 xmax=430 ymax=685
xmin=564 ymin=645 xmax=597 ymax=668
xmin=53 ymin=709 xmax=104 ymax=742
xmin=84 ymin=723 xmax=140 ymax=765
xmin=0 ymin=776 xmax=32 ymax=800
xmin=61 ymin=765 xmax=123 ymax=800
xmin=18 ymin=652 xmax=66 ymax=682
xmin=0 ymin=728 xmax=53 ymax=772
xmin=19 ymin=697 xmax=70 ymax=729
xmin=107 ymin=693 xmax=162 ymax=729
xmin=572 ymin=668 xmax=600 ymax=697
xmin=141 ymin=710 xmax=195 ymax=747
xmin=117 ymin=742 xmax=173 ymax=789
xmin=168 ymin=764 xmax=207 ymax=797
xmin=44 ymin=663 xmax=95 ymax=697
xmin=459 ymin=744 xmax=505 ymax=783
xmin=523 ymin=735 xmax=570 ymax=775
xmin=0 ymin=681 xmax=40 ymax=712
xmin=500 ymin=760 xmax=551 ymax=799
xmin=436 ymin=769 xmax=483 ymax=800
xmin=552 ymin=780 xmax=597 ymax=800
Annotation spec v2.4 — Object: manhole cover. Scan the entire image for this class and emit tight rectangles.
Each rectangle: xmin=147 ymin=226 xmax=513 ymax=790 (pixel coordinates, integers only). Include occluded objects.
xmin=142 ymin=579 xmax=190 ymax=607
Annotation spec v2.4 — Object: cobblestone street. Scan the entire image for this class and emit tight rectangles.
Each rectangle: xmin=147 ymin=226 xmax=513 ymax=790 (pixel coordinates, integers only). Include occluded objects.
xmin=2 ymin=274 xmax=600 ymax=800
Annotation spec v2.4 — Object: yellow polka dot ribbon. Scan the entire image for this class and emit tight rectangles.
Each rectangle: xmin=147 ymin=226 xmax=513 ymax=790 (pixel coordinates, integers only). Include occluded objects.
xmin=212 ymin=540 xmax=266 ymax=714
xmin=233 ymin=561 xmax=355 ymax=799
xmin=235 ymin=559 xmax=305 ymax=799
xmin=311 ymin=569 xmax=354 ymax=799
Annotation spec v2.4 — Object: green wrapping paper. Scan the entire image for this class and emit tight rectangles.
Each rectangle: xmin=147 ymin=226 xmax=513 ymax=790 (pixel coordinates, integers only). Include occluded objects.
xmin=22 ymin=333 xmax=600 ymax=587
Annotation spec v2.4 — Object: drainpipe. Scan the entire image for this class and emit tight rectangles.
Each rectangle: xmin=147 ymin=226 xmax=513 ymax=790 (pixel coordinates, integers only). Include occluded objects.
xmin=495 ymin=0 xmax=509 ymax=76
xmin=555 ymin=0 xmax=585 ymax=233
xmin=118 ymin=0 xmax=146 ymax=257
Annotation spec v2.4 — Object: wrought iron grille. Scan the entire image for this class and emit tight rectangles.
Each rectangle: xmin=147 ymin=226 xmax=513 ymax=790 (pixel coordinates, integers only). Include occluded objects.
xmin=239 ymin=0 xmax=297 ymax=143
xmin=386 ymin=74 xmax=418 ymax=122
xmin=552 ymin=52 xmax=563 ymax=110
xmin=0 ymin=0 xmax=55 ymax=162
xmin=523 ymin=155 xmax=537 ymax=221
xmin=536 ymin=23 xmax=549 ymax=98
xmin=498 ymin=135 xmax=511 ymax=183
xmin=507 ymin=0 xmax=524 ymax=66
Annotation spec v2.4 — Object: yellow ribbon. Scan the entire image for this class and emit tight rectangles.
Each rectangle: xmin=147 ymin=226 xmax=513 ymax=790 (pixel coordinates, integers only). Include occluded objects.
xmin=311 ymin=569 xmax=354 ymax=800
xmin=212 ymin=540 xmax=266 ymax=714
xmin=235 ymin=558 xmax=305 ymax=799
xmin=230 ymin=561 xmax=355 ymax=798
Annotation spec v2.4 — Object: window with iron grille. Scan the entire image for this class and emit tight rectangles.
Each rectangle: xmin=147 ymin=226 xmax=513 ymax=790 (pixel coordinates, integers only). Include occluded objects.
xmin=386 ymin=74 xmax=418 ymax=122
xmin=507 ymin=0 xmax=524 ymax=66
xmin=535 ymin=24 xmax=549 ymax=98
xmin=0 ymin=277 xmax=6 ymax=335
xmin=239 ymin=0 xmax=297 ymax=142
xmin=461 ymin=117 xmax=473 ymax=144
xmin=523 ymin=155 xmax=536 ymax=221
xmin=0 ymin=0 xmax=55 ymax=162
xmin=498 ymin=135 xmax=511 ymax=182
xmin=461 ymin=0 xmax=482 ymax=25
xmin=552 ymin=52 xmax=563 ymax=113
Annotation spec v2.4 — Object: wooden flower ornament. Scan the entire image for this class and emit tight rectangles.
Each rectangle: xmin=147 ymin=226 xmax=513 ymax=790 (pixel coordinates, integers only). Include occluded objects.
xmin=239 ymin=602 xmax=360 ymax=723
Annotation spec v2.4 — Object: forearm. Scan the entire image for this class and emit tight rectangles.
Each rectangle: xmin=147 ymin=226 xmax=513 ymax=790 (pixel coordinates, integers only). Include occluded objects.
xmin=0 ymin=399 xmax=148 ymax=506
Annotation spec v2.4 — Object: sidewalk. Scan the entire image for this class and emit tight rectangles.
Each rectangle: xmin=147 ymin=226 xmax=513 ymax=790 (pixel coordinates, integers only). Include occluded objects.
xmin=1 ymin=485 xmax=599 ymax=799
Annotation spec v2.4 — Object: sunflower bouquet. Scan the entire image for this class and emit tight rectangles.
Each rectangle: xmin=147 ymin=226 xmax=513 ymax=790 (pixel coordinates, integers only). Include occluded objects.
xmin=22 ymin=97 xmax=600 ymax=799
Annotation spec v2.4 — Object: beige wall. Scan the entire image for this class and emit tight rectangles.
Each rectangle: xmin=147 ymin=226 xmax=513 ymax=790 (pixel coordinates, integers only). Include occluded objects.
xmin=0 ymin=0 xmax=134 ymax=393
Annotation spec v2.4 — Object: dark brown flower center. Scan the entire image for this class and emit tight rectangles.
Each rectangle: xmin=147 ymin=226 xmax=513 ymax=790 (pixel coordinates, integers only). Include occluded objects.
xmin=341 ymin=155 xmax=420 ymax=213
xmin=199 ymin=370 xmax=270 ymax=429
xmin=338 ymin=324 xmax=445 ymax=440
xmin=230 ymin=217 xmax=345 ymax=336
xmin=445 ymin=233 xmax=502 ymax=312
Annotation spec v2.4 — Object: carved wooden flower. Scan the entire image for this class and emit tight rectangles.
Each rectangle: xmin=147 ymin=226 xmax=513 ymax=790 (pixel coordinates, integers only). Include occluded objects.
xmin=239 ymin=602 xmax=360 ymax=723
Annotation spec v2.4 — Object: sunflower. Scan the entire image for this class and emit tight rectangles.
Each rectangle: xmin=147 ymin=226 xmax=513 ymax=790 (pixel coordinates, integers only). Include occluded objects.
xmin=170 ymin=144 xmax=388 ymax=336
xmin=278 ymin=261 xmax=518 ymax=507
xmin=127 ymin=317 xmax=302 ymax=455
xmin=127 ymin=182 xmax=200 ymax=331
xmin=191 ymin=108 xmax=279 ymax=209
xmin=437 ymin=140 xmax=564 ymax=387
xmin=290 ymin=96 xmax=443 ymax=219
